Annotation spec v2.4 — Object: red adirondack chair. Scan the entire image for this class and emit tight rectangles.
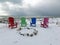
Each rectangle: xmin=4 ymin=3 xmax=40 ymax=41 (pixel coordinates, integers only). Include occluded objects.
xmin=41 ymin=18 xmax=49 ymax=28
xmin=8 ymin=17 xmax=17 ymax=29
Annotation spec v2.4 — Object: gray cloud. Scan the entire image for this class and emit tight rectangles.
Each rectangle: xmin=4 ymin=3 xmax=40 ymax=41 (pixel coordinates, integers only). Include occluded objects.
xmin=0 ymin=0 xmax=23 ymax=4
xmin=0 ymin=0 xmax=60 ymax=16
xmin=27 ymin=0 xmax=60 ymax=16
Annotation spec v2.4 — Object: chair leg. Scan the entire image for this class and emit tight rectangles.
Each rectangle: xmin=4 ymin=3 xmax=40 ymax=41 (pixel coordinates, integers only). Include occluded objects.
xmin=16 ymin=23 xmax=17 ymax=28
xmin=44 ymin=24 xmax=48 ymax=28
xmin=9 ymin=25 xmax=10 ymax=28
xmin=9 ymin=25 xmax=11 ymax=28
xmin=15 ymin=23 xmax=17 ymax=28
xmin=41 ymin=24 xmax=43 ymax=27
xmin=11 ymin=26 xmax=13 ymax=29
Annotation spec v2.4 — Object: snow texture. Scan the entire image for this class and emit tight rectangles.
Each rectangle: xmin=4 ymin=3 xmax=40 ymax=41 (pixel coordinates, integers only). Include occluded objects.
xmin=0 ymin=18 xmax=60 ymax=45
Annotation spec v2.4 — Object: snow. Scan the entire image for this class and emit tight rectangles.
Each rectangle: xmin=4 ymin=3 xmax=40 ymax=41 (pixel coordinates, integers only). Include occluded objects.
xmin=0 ymin=18 xmax=60 ymax=45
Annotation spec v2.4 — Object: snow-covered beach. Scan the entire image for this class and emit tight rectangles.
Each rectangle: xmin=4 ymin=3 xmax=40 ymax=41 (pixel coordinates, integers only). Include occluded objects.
xmin=0 ymin=18 xmax=60 ymax=45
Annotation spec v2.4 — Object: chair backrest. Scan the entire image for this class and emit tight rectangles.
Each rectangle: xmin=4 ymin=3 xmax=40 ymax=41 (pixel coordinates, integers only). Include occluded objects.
xmin=44 ymin=17 xmax=49 ymax=23
xmin=31 ymin=18 xmax=36 ymax=24
xmin=21 ymin=17 xmax=26 ymax=24
xmin=8 ymin=17 xmax=14 ymax=24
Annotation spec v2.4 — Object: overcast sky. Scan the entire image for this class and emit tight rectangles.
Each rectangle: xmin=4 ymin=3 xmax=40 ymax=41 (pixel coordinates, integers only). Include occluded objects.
xmin=0 ymin=0 xmax=60 ymax=16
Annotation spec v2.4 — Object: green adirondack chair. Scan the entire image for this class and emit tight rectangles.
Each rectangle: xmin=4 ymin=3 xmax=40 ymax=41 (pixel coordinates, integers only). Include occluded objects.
xmin=21 ymin=17 xmax=27 ymax=27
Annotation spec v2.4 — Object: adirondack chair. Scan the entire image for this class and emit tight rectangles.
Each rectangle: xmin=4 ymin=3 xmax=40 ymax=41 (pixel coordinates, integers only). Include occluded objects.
xmin=41 ymin=17 xmax=49 ymax=28
xmin=21 ymin=17 xmax=27 ymax=27
xmin=30 ymin=18 xmax=36 ymax=27
xmin=8 ymin=17 xmax=17 ymax=29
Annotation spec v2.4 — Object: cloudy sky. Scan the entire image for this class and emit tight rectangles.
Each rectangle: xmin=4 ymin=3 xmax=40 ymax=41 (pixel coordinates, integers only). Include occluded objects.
xmin=0 ymin=0 xmax=60 ymax=16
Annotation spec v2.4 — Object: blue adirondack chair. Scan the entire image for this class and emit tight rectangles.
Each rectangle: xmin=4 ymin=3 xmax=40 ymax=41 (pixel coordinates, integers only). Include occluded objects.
xmin=30 ymin=18 xmax=36 ymax=27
